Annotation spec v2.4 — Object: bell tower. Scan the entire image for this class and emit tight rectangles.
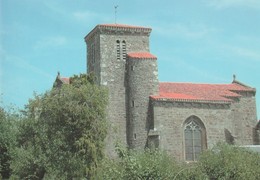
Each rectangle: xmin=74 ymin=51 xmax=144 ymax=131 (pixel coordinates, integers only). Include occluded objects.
xmin=85 ymin=24 xmax=154 ymax=156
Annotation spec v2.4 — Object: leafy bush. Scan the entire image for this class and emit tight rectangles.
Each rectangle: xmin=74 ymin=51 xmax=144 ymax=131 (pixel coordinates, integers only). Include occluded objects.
xmin=96 ymin=143 xmax=260 ymax=180
xmin=96 ymin=146 xmax=202 ymax=180
xmin=198 ymin=142 xmax=260 ymax=180
xmin=0 ymin=106 xmax=19 ymax=179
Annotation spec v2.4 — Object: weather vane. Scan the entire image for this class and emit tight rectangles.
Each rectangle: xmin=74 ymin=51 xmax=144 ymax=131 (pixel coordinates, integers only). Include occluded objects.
xmin=114 ymin=5 xmax=119 ymax=24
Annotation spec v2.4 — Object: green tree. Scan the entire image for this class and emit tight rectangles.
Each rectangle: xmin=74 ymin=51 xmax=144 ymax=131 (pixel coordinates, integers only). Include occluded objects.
xmin=11 ymin=74 xmax=108 ymax=179
xmin=0 ymin=105 xmax=19 ymax=179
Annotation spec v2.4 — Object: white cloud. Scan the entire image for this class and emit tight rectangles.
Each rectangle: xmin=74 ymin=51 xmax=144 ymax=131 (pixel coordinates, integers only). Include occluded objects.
xmin=229 ymin=46 xmax=260 ymax=61
xmin=161 ymin=56 xmax=227 ymax=83
xmin=3 ymin=53 xmax=53 ymax=79
xmin=154 ymin=23 xmax=219 ymax=40
xmin=72 ymin=11 xmax=107 ymax=24
xmin=177 ymin=60 xmax=227 ymax=82
xmin=73 ymin=11 xmax=96 ymax=22
xmin=38 ymin=1 xmax=98 ymax=24
xmin=204 ymin=0 xmax=260 ymax=9
xmin=236 ymin=35 xmax=260 ymax=44
xmin=34 ymin=36 xmax=68 ymax=50
xmin=26 ymin=1 xmax=109 ymax=25
xmin=41 ymin=0 xmax=66 ymax=16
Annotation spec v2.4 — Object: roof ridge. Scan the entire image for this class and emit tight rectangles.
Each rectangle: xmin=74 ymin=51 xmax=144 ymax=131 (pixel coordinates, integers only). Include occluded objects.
xmin=99 ymin=24 xmax=150 ymax=29
xmin=150 ymin=95 xmax=232 ymax=104
xmin=159 ymin=82 xmax=230 ymax=85
xmin=232 ymin=79 xmax=253 ymax=89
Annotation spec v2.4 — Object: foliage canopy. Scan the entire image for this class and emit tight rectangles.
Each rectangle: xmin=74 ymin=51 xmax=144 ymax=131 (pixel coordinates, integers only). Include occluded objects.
xmin=96 ymin=143 xmax=260 ymax=180
xmin=10 ymin=74 xmax=108 ymax=179
xmin=0 ymin=105 xmax=19 ymax=179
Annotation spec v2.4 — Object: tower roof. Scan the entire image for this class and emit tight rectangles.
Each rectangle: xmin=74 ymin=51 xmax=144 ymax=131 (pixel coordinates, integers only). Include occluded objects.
xmin=127 ymin=52 xmax=157 ymax=59
xmin=85 ymin=24 xmax=152 ymax=41
xmin=151 ymin=81 xmax=256 ymax=104
xmin=99 ymin=24 xmax=150 ymax=29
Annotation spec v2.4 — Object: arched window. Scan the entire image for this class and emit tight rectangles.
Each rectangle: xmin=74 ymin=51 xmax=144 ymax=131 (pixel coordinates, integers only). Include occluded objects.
xmin=116 ymin=40 xmax=126 ymax=60
xmin=184 ymin=116 xmax=206 ymax=161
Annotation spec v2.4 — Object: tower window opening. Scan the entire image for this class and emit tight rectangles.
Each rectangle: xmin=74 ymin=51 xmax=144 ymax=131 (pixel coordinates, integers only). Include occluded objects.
xmin=122 ymin=40 xmax=126 ymax=60
xmin=116 ymin=40 xmax=126 ymax=60
xmin=116 ymin=40 xmax=120 ymax=60
xmin=91 ymin=44 xmax=95 ymax=63
xmin=131 ymin=100 xmax=135 ymax=107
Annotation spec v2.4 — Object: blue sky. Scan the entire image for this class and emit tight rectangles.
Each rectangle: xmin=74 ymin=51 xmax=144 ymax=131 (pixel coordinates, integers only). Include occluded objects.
xmin=1 ymin=0 xmax=260 ymax=118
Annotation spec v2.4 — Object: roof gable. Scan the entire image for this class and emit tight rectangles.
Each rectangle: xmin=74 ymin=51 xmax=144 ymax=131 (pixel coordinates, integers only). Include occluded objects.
xmin=53 ymin=72 xmax=70 ymax=88
xmin=60 ymin=77 xmax=70 ymax=84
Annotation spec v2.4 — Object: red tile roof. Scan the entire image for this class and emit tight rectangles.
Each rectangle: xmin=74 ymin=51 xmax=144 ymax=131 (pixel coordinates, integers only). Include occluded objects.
xmin=60 ymin=77 xmax=70 ymax=84
xmin=128 ymin=52 xmax=157 ymax=59
xmin=151 ymin=81 xmax=255 ymax=103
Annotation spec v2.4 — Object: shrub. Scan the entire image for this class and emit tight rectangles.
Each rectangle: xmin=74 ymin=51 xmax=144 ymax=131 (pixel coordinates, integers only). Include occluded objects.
xmin=198 ymin=143 xmax=260 ymax=180
xmin=97 ymin=148 xmax=182 ymax=179
xmin=97 ymin=143 xmax=260 ymax=180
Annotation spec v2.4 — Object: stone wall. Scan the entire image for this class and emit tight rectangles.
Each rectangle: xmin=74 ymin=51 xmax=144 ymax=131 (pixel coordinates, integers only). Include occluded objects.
xmin=152 ymin=93 xmax=258 ymax=161
xmin=230 ymin=91 xmax=258 ymax=145
xmin=85 ymin=25 xmax=152 ymax=157
xmin=254 ymin=121 xmax=260 ymax=144
xmin=127 ymin=57 xmax=159 ymax=149
xmin=152 ymin=101 xmax=233 ymax=161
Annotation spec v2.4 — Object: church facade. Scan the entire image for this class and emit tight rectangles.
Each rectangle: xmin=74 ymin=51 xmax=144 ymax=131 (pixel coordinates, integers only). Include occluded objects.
xmin=84 ymin=24 xmax=258 ymax=161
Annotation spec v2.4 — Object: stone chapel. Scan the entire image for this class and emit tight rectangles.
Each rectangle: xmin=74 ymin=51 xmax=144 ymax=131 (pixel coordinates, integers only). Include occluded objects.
xmin=58 ymin=24 xmax=259 ymax=161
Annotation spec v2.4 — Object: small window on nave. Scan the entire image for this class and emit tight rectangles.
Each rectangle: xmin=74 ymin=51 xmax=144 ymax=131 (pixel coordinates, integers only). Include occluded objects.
xmin=184 ymin=116 xmax=207 ymax=161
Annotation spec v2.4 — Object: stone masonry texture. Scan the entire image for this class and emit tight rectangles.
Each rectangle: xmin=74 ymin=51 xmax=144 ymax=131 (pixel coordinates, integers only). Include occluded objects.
xmin=85 ymin=24 xmax=259 ymax=160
